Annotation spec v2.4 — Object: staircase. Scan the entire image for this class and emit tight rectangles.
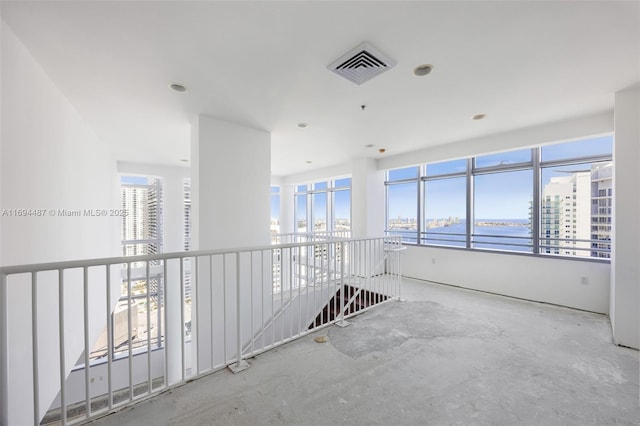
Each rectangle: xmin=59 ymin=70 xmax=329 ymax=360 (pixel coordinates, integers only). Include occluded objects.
xmin=309 ymin=284 xmax=389 ymax=329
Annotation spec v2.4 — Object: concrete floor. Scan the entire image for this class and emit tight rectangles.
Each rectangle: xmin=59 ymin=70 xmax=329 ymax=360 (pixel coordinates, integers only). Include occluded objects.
xmin=90 ymin=278 xmax=639 ymax=425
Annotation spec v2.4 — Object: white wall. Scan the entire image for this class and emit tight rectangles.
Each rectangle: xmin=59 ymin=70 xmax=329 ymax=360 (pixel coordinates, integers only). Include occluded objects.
xmin=404 ymin=246 xmax=610 ymax=313
xmin=611 ymin=85 xmax=640 ymax=349
xmin=1 ymin=22 xmax=120 ymax=424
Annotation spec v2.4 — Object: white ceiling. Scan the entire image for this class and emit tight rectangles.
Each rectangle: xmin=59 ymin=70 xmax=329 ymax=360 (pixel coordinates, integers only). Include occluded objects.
xmin=2 ymin=1 xmax=638 ymax=176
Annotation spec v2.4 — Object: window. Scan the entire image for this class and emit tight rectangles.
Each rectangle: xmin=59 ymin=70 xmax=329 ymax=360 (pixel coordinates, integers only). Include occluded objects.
xmin=473 ymin=170 xmax=532 ymax=252
xmin=385 ymin=167 xmax=419 ymax=243
xmin=540 ymin=136 xmax=612 ymax=258
xmin=294 ymin=178 xmax=351 ymax=235
xmin=92 ymin=175 xmax=166 ymax=362
xmin=271 ymin=186 xmax=280 ymax=237
xmin=384 ymin=135 xmax=613 ymax=259
xmin=422 ymin=160 xmax=467 ymax=247
xmin=334 ymin=178 xmax=351 ymax=232
xmin=295 ymin=186 xmax=308 ymax=233
xmin=121 ymin=175 xmax=163 ymax=257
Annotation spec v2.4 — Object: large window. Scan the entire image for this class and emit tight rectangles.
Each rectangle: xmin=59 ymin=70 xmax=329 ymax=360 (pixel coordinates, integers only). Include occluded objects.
xmin=294 ymin=177 xmax=351 ymax=235
xmin=271 ymin=186 xmax=280 ymax=237
xmin=539 ymin=135 xmax=612 ymax=258
xmin=423 ymin=160 xmax=467 ymax=247
xmin=386 ymin=167 xmax=419 ymax=243
xmin=385 ymin=135 xmax=613 ymax=259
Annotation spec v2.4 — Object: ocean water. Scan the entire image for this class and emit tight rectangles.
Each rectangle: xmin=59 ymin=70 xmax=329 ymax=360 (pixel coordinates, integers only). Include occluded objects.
xmin=391 ymin=219 xmax=532 ymax=252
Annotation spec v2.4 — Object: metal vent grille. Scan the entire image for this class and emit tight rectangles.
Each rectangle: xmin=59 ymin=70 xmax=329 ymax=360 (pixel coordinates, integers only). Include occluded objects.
xmin=328 ymin=42 xmax=396 ymax=85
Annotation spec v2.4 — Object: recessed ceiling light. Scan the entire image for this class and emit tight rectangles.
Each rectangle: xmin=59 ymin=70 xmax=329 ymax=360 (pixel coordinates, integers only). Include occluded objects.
xmin=472 ymin=114 xmax=486 ymax=120
xmin=365 ymin=144 xmax=375 ymax=148
xmin=297 ymin=123 xmax=309 ymax=128
xmin=169 ymin=83 xmax=187 ymax=93
xmin=413 ymin=64 xmax=433 ymax=76
xmin=306 ymin=160 xmax=312 ymax=164
xmin=180 ymin=159 xmax=189 ymax=163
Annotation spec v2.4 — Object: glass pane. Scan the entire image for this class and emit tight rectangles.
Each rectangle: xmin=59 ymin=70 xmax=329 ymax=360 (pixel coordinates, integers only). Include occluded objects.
xmin=541 ymin=135 xmax=612 ymax=162
xmin=271 ymin=186 xmax=280 ymax=194
xmin=314 ymin=181 xmax=328 ymax=190
xmin=540 ymin=161 xmax=612 ymax=258
xmin=334 ymin=189 xmax=351 ymax=232
xmin=388 ymin=166 xmax=418 ymax=181
xmin=121 ymin=175 xmax=150 ymax=185
xmin=312 ymin=192 xmax=327 ymax=232
xmin=473 ymin=170 xmax=533 ymax=252
xmin=426 ymin=159 xmax=467 ymax=176
xmin=387 ymin=182 xmax=418 ymax=243
xmin=423 ymin=177 xmax=466 ymax=247
xmin=475 ymin=148 xmax=532 ymax=168
xmin=334 ymin=177 xmax=351 ymax=188
xmin=270 ymin=190 xmax=280 ymax=236
xmin=295 ymin=194 xmax=307 ymax=232
xmin=296 ymin=184 xmax=307 ymax=193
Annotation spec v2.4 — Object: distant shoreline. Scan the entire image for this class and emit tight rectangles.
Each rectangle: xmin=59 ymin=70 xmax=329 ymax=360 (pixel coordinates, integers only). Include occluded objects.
xmin=475 ymin=221 xmax=530 ymax=227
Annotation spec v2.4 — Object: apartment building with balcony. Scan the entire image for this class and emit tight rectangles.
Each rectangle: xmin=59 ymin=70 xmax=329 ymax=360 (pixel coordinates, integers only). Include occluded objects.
xmin=1 ymin=2 xmax=639 ymax=425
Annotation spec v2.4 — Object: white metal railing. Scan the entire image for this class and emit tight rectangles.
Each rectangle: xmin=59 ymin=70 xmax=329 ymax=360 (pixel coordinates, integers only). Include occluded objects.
xmin=271 ymin=230 xmax=352 ymax=245
xmin=0 ymin=235 xmax=402 ymax=426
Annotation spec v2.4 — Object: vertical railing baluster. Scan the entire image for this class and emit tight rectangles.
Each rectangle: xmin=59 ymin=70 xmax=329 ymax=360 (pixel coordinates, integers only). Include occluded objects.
xmin=106 ymin=265 xmax=113 ymax=410
xmin=261 ymin=250 xmax=265 ymax=351
xmin=250 ymin=252 xmax=254 ymax=356
xmin=230 ymin=252 xmax=249 ymax=373
xmin=297 ymin=246 xmax=302 ymax=337
xmin=127 ymin=262 xmax=133 ymax=401
xmin=58 ymin=269 xmax=67 ymax=426
xmin=31 ymin=272 xmax=39 ymax=426
xmin=146 ymin=261 xmax=152 ymax=394
xmin=194 ymin=256 xmax=200 ymax=375
xmin=222 ymin=254 xmax=227 ymax=365
xmin=83 ymin=266 xmax=91 ymax=418
xmin=180 ymin=258 xmax=185 ymax=381
xmin=0 ymin=272 xmax=7 ymax=426
xmin=163 ymin=260 xmax=169 ymax=389
xmin=209 ymin=255 xmax=214 ymax=370
xmin=280 ymin=249 xmax=285 ymax=343
xmin=289 ymin=247 xmax=293 ymax=340
xmin=272 ymin=250 xmax=276 ymax=347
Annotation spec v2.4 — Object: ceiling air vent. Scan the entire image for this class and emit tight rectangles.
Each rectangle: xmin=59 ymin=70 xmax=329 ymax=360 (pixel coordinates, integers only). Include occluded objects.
xmin=328 ymin=42 xmax=396 ymax=85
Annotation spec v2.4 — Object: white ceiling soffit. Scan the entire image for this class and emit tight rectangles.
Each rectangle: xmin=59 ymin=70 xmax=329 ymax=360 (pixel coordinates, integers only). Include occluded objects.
xmin=328 ymin=42 xmax=396 ymax=85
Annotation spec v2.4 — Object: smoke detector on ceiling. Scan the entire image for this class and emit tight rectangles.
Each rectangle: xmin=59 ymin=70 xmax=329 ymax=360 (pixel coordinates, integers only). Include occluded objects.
xmin=328 ymin=42 xmax=396 ymax=85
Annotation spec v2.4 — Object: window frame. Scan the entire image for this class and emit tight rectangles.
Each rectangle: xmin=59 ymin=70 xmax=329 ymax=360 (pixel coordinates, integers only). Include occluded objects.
xmin=384 ymin=135 xmax=613 ymax=262
xmin=293 ymin=177 xmax=352 ymax=235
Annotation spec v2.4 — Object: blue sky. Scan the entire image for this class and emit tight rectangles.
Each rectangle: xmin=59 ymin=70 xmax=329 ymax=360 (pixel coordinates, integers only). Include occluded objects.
xmin=387 ymin=135 xmax=612 ymax=220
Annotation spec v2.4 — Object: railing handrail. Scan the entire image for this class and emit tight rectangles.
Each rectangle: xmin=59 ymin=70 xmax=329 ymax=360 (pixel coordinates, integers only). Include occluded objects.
xmin=1 ymin=233 xmax=403 ymax=426
xmin=0 ymin=235 xmax=399 ymax=276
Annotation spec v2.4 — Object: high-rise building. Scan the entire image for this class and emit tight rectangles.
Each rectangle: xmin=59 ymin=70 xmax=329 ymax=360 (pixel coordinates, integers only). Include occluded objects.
xmin=590 ymin=163 xmax=613 ymax=258
xmin=541 ymin=164 xmax=612 ymax=258
xmin=121 ymin=177 xmax=163 ymax=257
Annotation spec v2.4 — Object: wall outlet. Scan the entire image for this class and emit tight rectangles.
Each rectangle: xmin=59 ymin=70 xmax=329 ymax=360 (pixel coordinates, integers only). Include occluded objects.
xmin=580 ymin=276 xmax=589 ymax=285
xmin=431 ymin=258 xmax=436 ymax=264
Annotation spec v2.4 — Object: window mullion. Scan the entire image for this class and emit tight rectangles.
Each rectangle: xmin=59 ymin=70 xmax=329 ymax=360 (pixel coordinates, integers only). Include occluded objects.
xmin=532 ymin=148 xmax=541 ymax=254
xmin=466 ymin=158 xmax=473 ymax=249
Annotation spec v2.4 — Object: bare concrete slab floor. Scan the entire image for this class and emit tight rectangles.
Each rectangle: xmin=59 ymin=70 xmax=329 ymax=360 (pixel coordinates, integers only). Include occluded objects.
xmin=89 ymin=278 xmax=640 ymax=425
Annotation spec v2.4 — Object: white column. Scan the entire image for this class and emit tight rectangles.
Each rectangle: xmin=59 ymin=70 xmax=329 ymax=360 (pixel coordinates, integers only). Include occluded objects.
xmin=351 ymin=158 xmax=385 ymax=238
xmin=190 ymin=115 xmax=271 ymax=372
xmin=611 ymin=84 xmax=639 ymax=349
xmin=191 ymin=115 xmax=271 ymax=250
